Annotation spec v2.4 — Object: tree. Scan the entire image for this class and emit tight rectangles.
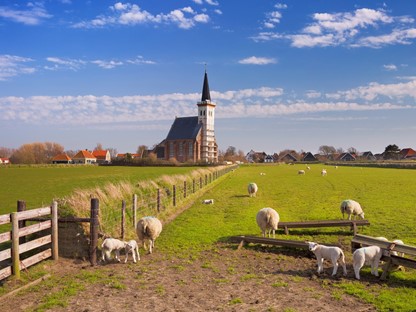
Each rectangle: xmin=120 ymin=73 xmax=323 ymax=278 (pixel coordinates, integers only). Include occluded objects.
xmin=347 ymin=147 xmax=358 ymax=155
xmin=0 ymin=146 xmax=14 ymax=158
xmin=137 ymin=145 xmax=148 ymax=158
xmin=10 ymin=142 xmax=64 ymax=164
xmin=94 ymin=143 xmax=104 ymax=151
xmin=383 ymin=144 xmax=400 ymax=160
xmin=318 ymin=145 xmax=336 ymax=156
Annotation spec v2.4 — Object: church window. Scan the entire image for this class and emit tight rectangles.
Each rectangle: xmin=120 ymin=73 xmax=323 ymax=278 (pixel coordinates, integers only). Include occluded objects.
xmin=169 ymin=142 xmax=174 ymax=158
xmin=188 ymin=142 xmax=193 ymax=157
xmin=179 ymin=142 xmax=183 ymax=156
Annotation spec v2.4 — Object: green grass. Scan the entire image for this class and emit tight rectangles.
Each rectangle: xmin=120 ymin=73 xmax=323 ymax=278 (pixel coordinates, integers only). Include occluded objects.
xmin=157 ymin=163 xmax=416 ymax=311
xmin=0 ymin=165 xmax=197 ymax=214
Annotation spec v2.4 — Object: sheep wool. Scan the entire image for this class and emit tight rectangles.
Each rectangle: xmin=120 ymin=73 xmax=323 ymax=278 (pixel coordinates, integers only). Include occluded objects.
xmin=340 ymin=199 xmax=365 ymax=220
xmin=136 ymin=216 xmax=163 ymax=254
xmin=256 ymin=207 xmax=280 ymax=238
xmin=247 ymin=182 xmax=258 ymax=197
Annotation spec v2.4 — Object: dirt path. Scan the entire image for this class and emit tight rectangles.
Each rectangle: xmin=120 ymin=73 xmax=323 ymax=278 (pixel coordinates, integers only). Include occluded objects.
xmin=1 ymin=243 xmax=377 ymax=312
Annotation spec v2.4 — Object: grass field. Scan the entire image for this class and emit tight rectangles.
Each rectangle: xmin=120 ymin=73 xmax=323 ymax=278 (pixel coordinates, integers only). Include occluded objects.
xmin=0 ymin=165 xmax=197 ymax=214
xmin=158 ymin=163 xmax=416 ymax=311
xmin=1 ymin=163 xmax=416 ymax=311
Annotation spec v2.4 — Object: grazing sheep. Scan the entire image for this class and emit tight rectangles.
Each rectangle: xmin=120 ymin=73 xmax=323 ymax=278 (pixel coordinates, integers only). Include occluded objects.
xmin=136 ymin=216 xmax=163 ymax=254
xmin=307 ymin=242 xmax=347 ymax=276
xmin=124 ymin=239 xmax=140 ymax=263
xmin=101 ymin=238 xmax=127 ymax=262
xmin=321 ymin=169 xmax=327 ymax=176
xmin=202 ymin=199 xmax=214 ymax=204
xmin=260 ymin=172 xmax=266 ymax=176
xmin=256 ymin=207 xmax=280 ymax=238
xmin=393 ymin=240 xmax=405 ymax=257
xmin=298 ymin=170 xmax=305 ymax=175
xmin=340 ymin=199 xmax=365 ymax=220
xmin=352 ymin=246 xmax=383 ymax=280
xmin=248 ymin=182 xmax=258 ymax=197
xmin=306 ymin=166 xmax=311 ymax=170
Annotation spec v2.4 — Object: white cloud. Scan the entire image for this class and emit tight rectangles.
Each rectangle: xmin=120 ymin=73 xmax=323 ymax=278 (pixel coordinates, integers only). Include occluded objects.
xmin=383 ymin=64 xmax=397 ymax=71
xmin=1 ymin=83 xmax=413 ymax=126
xmin=275 ymin=3 xmax=288 ymax=10
xmin=127 ymin=56 xmax=156 ymax=65
xmin=252 ymin=7 xmax=416 ymax=48
xmin=306 ymin=91 xmax=322 ymax=99
xmin=91 ymin=60 xmax=124 ymax=69
xmin=72 ymin=3 xmax=210 ymax=29
xmin=45 ymin=57 xmax=87 ymax=71
xmin=238 ymin=56 xmax=277 ymax=65
xmin=0 ymin=3 xmax=52 ymax=25
xmin=0 ymin=54 xmax=36 ymax=80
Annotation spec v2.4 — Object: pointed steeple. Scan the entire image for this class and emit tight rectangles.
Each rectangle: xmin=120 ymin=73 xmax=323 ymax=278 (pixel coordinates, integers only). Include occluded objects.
xmin=201 ymin=70 xmax=211 ymax=102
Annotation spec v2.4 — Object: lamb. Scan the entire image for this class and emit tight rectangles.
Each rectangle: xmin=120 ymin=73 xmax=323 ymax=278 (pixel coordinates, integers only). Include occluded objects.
xmin=298 ymin=170 xmax=305 ymax=175
xmin=376 ymin=237 xmax=405 ymax=257
xmin=247 ymin=182 xmax=258 ymax=197
xmin=136 ymin=216 xmax=163 ymax=254
xmin=352 ymin=246 xmax=383 ymax=280
xmin=202 ymin=199 xmax=214 ymax=204
xmin=124 ymin=239 xmax=140 ymax=263
xmin=321 ymin=169 xmax=327 ymax=176
xmin=256 ymin=207 xmax=279 ymax=238
xmin=307 ymin=242 xmax=347 ymax=276
xmin=393 ymin=240 xmax=405 ymax=257
xmin=340 ymin=199 xmax=365 ymax=220
xmin=101 ymin=237 xmax=127 ymax=262
xmin=306 ymin=166 xmax=311 ymax=170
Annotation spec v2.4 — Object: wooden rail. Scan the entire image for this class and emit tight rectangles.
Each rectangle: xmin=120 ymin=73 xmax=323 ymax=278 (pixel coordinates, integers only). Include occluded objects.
xmin=0 ymin=202 xmax=58 ymax=281
xmin=229 ymin=235 xmax=309 ymax=250
xmin=351 ymin=234 xmax=416 ymax=280
xmin=278 ymin=219 xmax=370 ymax=235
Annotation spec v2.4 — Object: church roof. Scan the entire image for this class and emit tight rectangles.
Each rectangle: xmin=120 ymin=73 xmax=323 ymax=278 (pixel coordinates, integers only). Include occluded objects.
xmin=166 ymin=116 xmax=202 ymax=140
xmin=201 ymin=70 xmax=211 ymax=102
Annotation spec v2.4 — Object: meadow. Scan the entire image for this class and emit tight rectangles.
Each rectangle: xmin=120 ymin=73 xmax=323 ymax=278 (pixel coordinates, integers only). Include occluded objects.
xmin=0 ymin=165 xmax=198 ymax=214
xmin=1 ymin=163 xmax=416 ymax=311
xmin=158 ymin=163 xmax=416 ymax=311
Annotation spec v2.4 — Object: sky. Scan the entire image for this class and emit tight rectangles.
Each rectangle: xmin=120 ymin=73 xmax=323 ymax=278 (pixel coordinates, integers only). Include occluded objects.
xmin=0 ymin=0 xmax=415 ymax=155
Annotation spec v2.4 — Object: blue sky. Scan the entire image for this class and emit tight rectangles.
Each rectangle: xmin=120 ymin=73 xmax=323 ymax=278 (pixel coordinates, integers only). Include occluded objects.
xmin=1 ymin=1 xmax=415 ymax=155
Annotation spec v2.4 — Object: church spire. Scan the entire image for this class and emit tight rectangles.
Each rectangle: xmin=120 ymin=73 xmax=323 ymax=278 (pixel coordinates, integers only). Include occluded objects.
xmin=201 ymin=69 xmax=211 ymax=102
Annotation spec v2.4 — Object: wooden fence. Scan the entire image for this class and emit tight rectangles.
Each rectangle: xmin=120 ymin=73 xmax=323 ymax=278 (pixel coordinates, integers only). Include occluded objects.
xmin=0 ymin=202 xmax=58 ymax=281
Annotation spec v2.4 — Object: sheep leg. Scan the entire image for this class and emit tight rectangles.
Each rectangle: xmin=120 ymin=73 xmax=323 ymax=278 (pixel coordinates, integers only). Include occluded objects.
xmin=372 ymin=259 xmax=380 ymax=277
xmin=115 ymin=250 xmax=121 ymax=262
xmin=317 ymin=257 xmax=324 ymax=274
xmin=136 ymin=248 xmax=140 ymax=262
xmin=332 ymin=261 xmax=338 ymax=276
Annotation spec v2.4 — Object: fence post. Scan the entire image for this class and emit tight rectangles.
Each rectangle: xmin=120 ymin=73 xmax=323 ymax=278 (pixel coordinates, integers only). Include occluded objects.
xmin=51 ymin=201 xmax=59 ymax=261
xmin=193 ymin=179 xmax=195 ymax=194
xmin=157 ymin=189 xmax=161 ymax=212
xmin=133 ymin=194 xmax=137 ymax=227
xmin=17 ymin=200 xmax=26 ymax=245
xmin=205 ymin=174 xmax=208 ymax=186
xmin=183 ymin=181 xmax=187 ymax=198
xmin=121 ymin=200 xmax=126 ymax=240
xmin=11 ymin=212 xmax=20 ymax=279
xmin=200 ymin=177 xmax=202 ymax=189
xmin=173 ymin=185 xmax=176 ymax=207
xmin=89 ymin=198 xmax=99 ymax=266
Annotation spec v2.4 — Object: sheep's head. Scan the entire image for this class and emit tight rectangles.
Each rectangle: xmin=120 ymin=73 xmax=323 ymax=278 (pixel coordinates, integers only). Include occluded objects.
xmin=359 ymin=212 xmax=365 ymax=219
xmin=307 ymin=242 xmax=318 ymax=251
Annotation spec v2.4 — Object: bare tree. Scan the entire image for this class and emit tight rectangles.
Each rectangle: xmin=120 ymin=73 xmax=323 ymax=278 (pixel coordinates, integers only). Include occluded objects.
xmin=94 ymin=143 xmax=104 ymax=151
xmin=137 ymin=145 xmax=148 ymax=158
xmin=0 ymin=147 xmax=14 ymax=158
xmin=318 ymin=145 xmax=336 ymax=156
xmin=10 ymin=142 xmax=65 ymax=164
xmin=347 ymin=147 xmax=358 ymax=155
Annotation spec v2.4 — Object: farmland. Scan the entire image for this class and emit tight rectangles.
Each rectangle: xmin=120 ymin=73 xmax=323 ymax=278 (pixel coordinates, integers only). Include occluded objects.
xmin=1 ymin=163 xmax=416 ymax=311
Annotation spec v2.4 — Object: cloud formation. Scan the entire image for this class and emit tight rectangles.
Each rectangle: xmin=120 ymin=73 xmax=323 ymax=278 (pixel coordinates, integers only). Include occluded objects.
xmin=238 ymin=56 xmax=277 ymax=65
xmin=252 ymin=7 xmax=416 ymax=48
xmin=72 ymin=2 xmax=210 ymax=29
xmin=1 ymin=80 xmax=414 ymax=126
xmin=0 ymin=55 xmax=36 ymax=80
xmin=0 ymin=3 xmax=52 ymax=25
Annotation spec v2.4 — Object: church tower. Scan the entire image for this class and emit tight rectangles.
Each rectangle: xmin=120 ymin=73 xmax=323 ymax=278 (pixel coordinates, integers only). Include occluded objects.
xmin=197 ymin=70 xmax=218 ymax=163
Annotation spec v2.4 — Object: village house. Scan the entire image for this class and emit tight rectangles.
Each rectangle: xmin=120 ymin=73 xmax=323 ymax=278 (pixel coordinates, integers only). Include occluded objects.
xmin=72 ymin=150 xmax=96 ymax=164
xmin=92 ymin=150 xmax=111 ymax=164
xmin=400 ymin=148 xmax=416 ymax=159
xmin=51 ymin=153 xmax=72 ymax=164
xmin=0 ymin=158 xmax=10 ymax=165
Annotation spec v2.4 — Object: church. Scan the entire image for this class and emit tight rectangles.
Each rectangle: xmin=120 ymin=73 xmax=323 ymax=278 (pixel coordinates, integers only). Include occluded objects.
xmin=155 ymin=71 xmax=218 ymax=163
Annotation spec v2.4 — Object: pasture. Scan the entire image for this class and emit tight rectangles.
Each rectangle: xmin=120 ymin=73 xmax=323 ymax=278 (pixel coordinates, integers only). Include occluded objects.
xmin=158 ymin=163 xmax=416 ymax=311
xmin=0 ymin=165 xmax=197 ymax=214
xmin=1 ymin=163 xmax=416 ymax=311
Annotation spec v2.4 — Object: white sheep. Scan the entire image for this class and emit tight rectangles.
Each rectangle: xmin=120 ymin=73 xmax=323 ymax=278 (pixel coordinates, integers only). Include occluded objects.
xmin=256 ymin=207 xmax=279 ymax=238
xmin=260 ymin=172 xmax=266 ymax=176
xmin=352 ymin=246 xmax=383 ymax=280
xmin=202 ymin=199 xmax=214 ymax=204
xmin=306 ymin=166 xmax=311 ymax=170
xmin=393 ymin=239 xmax=405 ymax=257
xmin=124 ymin=239 xmax=140 ymax=263
xmin=101 ymin=237 xmax=127 ymax=262
xmin=340 ymin=199 xmax=365 ymax=220
xmin=321 ymin=169 xmax=327 ymax=176
xmin=136 ymin=216 xmax=163 ymax=254
xmin=298 ymin=170 xmax=305 ymax=175
xmin=248 ymin=182 xmax=258 ymax=197
xmin=307 ymin=242 xmax=347 ymax=276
